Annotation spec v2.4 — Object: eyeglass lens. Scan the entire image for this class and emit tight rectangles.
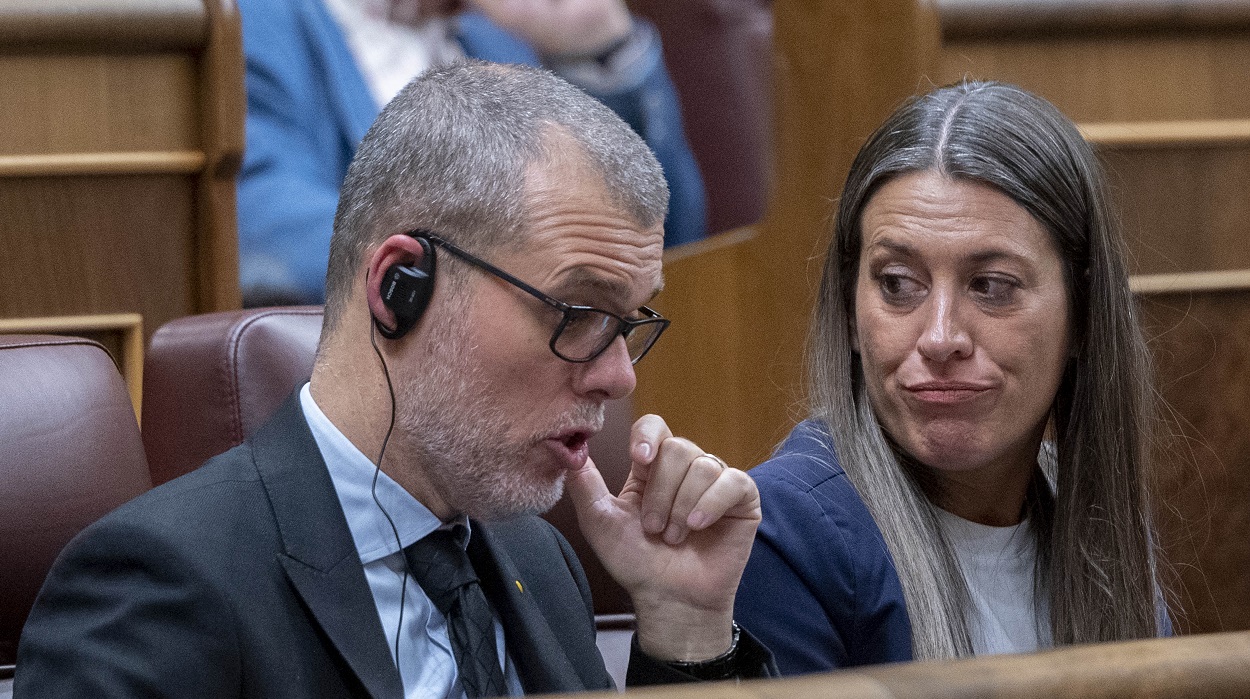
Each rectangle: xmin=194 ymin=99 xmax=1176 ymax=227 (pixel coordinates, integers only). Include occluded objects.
xmin=553 ymin=309 xmax=665 ymax=363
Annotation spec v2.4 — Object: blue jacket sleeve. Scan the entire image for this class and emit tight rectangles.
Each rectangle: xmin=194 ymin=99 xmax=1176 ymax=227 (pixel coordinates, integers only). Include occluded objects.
xmin=236 ymin=0 xmax=378 ymax=304
xmin=735 ymin=426 xmax=913 ymax=674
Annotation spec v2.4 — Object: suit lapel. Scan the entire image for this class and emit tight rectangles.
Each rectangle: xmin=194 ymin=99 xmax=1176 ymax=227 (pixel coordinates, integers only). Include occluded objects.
xmin=469 ymin=522 xmax=591 ymax=694
xmin=251 ymin=395 xmax=404 ymax=699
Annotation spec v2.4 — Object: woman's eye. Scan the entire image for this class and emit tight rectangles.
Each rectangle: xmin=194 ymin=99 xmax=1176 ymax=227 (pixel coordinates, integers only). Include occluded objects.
xmin=878 ymin=273 xmax=923 ymax=303
xmin=970 ymin=275 xmax=1018 ymax=304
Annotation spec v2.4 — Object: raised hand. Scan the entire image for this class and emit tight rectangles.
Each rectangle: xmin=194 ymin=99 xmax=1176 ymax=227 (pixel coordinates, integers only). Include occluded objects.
xmin=565 ymin=414 xmax=761 ymax=661
xmin=468 ymin=0 xmax=633 ymax=59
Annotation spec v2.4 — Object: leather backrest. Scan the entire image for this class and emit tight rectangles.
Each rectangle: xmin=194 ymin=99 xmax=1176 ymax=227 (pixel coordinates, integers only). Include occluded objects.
xmin=0 ymin=335 xmax=152 ymax=670
xmin=140 ymin=307 xmax=634 ymax=617
xmin=141 ymin=306 xmax=323 ymax=485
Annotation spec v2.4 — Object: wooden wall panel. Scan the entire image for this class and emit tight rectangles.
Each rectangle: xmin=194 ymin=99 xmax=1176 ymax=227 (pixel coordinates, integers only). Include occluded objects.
xmin=196 ymin=0 xmax=246 ymax=314
xmin=1104 ymin=145 xmax=1250 ymax=275
xmin=938 ymin=34 xmax=1250 ymax=122
xmin=0 ymin=54 xmax=197 ymax=155
xmin=1142 ymin=289 xmax=1250 ymax=633
xmin=0 ymin=0 xmax=243 ymax=346
xmin=635 ymin=232 xmax=758 ymax=461
xmin=0 ymin=175 xmax=195 ymax=328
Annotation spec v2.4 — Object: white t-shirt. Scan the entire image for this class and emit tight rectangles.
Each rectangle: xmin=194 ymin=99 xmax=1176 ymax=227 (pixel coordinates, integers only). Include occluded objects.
xmin=935 ymin=508 xmax=1052 ymax=655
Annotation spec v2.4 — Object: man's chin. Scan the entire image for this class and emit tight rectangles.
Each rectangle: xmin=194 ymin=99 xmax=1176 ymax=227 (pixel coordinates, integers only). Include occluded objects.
xmin=465 ymin=473 xmax=566 ymax=522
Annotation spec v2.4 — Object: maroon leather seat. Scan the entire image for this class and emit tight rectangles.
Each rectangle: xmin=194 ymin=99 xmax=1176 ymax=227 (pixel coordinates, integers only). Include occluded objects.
xmin=633 ymin=0 xmax=774 ymax=235
xmin=141 ymin=306 xmax=324 ymax=486
xmin=0 ymin=335 xmax=152 ymax=677
xmin=141 ymin=307 xmax=635 ymax=680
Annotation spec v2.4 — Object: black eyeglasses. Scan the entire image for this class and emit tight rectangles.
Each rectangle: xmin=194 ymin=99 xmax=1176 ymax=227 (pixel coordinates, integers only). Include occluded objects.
xmin=421 ymin=233 xmax=669 ymax=365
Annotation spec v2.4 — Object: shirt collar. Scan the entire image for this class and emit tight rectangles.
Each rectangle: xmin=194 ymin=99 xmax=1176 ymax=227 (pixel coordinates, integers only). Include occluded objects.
xmin=300 ymin=383 xmax=470 ymax=563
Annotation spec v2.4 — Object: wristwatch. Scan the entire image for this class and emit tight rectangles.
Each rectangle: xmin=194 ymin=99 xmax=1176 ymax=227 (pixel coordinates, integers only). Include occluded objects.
xmin=664 ymin=622 xmax=742 ymax=681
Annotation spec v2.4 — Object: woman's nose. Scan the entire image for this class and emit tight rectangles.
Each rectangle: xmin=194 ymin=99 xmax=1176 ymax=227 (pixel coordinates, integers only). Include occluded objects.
xmin=916 ymin=290 xmax=973 ymax=363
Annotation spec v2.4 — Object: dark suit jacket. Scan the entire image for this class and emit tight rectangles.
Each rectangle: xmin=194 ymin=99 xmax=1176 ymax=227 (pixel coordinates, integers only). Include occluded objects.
xmin=15 ymin=396 xmax=716 ymax=697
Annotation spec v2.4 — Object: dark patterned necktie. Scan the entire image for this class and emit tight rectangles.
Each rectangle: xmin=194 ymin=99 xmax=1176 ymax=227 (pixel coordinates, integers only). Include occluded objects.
xmin=403 ymin=528 xmax=509 ymax=698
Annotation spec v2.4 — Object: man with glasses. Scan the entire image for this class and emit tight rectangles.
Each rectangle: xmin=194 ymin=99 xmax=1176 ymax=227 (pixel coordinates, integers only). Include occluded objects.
xmin=17 ymin=62 xmax=773 ymax=696
xmin=412 ymin=232 xmax=669 ymax=363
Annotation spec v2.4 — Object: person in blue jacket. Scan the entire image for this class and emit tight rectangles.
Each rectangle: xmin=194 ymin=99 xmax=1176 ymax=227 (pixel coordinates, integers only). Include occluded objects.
xmin=237 ymin=0 xmax=706 ymax=306
xmin=736 ymin=81 xmax=1173 ymax=675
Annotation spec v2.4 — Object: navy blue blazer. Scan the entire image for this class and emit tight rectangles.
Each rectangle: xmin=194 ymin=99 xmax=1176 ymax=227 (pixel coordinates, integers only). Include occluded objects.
xmin=236 ymin=0 xmax=706 ymax=303
xmin=735 ymin=421 xmax=914 ymax=674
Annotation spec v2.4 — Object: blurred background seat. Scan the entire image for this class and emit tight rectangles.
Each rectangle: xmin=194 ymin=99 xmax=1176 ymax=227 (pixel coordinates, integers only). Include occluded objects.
xmin=0 ymin=335 xmax=152 ymax=688
xmin=141 ymin=306 xmax=324 ymax=486
xmin=632 ymin=0 xmax=774 ymax=235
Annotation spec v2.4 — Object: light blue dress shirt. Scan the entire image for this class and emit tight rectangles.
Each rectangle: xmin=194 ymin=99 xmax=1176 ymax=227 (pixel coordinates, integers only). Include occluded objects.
xmin=300 ymin=383 xmax=523 ymax=698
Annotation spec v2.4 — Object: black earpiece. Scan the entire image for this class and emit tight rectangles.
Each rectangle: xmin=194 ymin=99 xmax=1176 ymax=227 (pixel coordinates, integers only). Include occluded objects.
xmin=375 ymin=234 xmax=436 ymax=340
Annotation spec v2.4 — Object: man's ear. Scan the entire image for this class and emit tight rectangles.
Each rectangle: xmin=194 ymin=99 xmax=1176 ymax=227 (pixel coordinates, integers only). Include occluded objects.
xmin=367 ymin=233 xmax=435 ymax=339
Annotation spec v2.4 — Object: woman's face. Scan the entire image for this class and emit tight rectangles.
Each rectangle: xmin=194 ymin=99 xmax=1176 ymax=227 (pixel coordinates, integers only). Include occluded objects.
xmin=853 ymin=171 xmax=1071 ymax=511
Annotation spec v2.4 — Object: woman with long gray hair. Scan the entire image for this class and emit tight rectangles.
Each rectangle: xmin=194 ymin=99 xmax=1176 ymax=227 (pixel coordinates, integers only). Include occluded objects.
xmin=734 ymin=81 xmax=1171 ymax=673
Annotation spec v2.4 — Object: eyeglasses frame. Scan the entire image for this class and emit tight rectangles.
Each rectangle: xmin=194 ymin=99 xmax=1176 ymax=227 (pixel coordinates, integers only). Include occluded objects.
xmin=413 ymin=231 xmax=670 ymax=365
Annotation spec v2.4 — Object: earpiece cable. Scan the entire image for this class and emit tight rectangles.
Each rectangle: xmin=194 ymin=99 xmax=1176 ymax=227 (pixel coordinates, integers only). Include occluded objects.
xmin=369 ymin=319 xmax=408 ymax=685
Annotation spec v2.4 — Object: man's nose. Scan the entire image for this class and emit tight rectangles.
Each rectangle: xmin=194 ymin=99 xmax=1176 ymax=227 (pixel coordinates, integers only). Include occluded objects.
xmin=574 ymin=335 xmax=636 ymax=400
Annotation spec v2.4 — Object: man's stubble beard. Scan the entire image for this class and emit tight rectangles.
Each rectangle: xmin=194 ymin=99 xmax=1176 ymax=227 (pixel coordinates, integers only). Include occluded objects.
xmin=394 ymin=319 xmax=604 ymax=521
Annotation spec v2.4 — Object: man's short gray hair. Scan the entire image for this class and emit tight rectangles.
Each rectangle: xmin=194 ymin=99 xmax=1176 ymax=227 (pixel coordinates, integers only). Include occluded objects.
xmin=322 ymin=60 xmax=669 ymax=334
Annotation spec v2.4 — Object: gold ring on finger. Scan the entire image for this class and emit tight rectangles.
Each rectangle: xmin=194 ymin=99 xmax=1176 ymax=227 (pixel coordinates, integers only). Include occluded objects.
xmin=701 ymin=453 xmax=729 ymax=471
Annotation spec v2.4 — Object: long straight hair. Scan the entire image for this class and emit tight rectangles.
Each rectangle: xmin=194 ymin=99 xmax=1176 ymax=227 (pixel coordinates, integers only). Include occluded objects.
xmin=808 ymin=81 xmax=1164 ymax=659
